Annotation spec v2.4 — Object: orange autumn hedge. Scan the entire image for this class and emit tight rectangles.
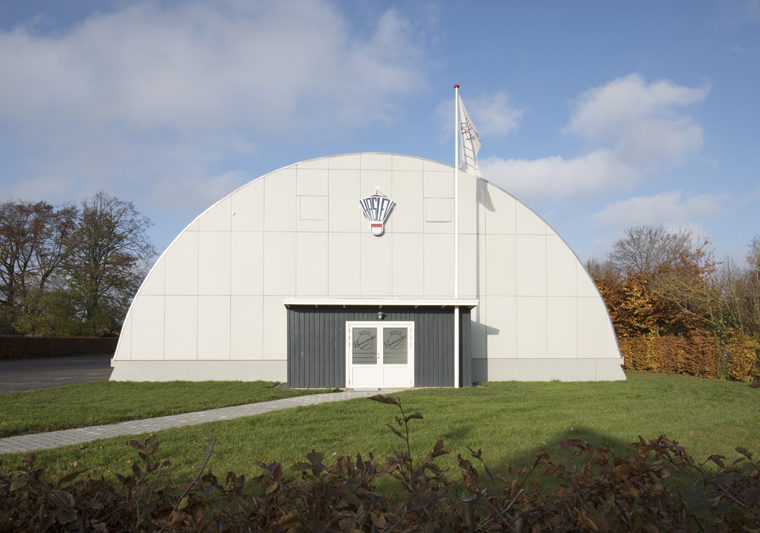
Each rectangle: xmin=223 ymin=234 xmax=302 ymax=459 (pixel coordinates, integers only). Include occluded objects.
xmin=619 ymin=330 xmax=760 ymax=381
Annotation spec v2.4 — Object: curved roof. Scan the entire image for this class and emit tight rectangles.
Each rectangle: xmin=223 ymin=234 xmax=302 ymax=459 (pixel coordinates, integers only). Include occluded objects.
xmin=112 ymin=153 xmax=623 ymax=382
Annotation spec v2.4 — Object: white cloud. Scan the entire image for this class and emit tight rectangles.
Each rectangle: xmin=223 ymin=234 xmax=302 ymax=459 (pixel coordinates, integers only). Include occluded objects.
xmin=480 ymin=74 xmax=709 ymax=201
xmin=8 ymin=175 xmax=76 ymax=200
xmin=614 ymin=116 xmax=704 ymax=168
xmin=0 ymin=2 xmax=424 ymax=132
xmin=150 ymin=170 xmax=249 ymax=215
xmin=435 ymin=89 xmax=523 ymax=144
xmin=468 ymin=90 xmax=524 ymax=137
xmin=0 ymin=1 xmax=428 ymax=210
xmin=565 ymin=73 xmax=709 ymax=140
xmin=590 ymin=190 xmax=722 ymax=229
xmin=480 ymin=149 xmax=632 ymax=201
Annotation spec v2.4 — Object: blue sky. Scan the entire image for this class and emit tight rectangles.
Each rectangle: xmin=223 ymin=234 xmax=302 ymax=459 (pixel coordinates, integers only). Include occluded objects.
xmin=1 ymin=0 xmax=758 ymax=264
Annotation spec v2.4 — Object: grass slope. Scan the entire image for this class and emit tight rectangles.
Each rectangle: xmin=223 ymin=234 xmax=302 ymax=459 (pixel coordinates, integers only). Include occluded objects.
xmin=0 ymin=381 xmax=326 ymax=438
xmin=2 ymin=372 xmax=758 ymax=484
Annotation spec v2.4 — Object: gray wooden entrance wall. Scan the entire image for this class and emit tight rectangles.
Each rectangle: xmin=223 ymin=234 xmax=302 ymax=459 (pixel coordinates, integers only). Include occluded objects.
xmin=286 ymin=305 xmax=472 ymax=388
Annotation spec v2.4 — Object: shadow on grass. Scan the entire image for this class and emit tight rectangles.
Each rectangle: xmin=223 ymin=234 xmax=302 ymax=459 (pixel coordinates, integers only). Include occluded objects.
xmin=350 ymin=424 xmax=641 ymax=497
xmin=439 ymin=424 xmax=477 ymax=442
xmin=464 ymin=426 xmax=637 ymax=491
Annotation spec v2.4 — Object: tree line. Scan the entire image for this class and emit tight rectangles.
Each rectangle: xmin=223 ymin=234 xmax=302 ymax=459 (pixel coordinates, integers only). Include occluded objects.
xmin=0 ymin=193 xmax=155 ymax=337
xmin=589 ymin=225 xmax=760 ymax=381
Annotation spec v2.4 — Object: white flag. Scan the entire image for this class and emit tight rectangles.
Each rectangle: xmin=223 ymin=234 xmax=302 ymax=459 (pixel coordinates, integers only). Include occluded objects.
xmin=458 ymin=94 xmax=482 ymax=176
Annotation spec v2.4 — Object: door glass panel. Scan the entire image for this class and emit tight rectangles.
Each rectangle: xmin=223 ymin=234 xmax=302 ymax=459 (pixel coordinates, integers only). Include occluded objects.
xmin=383 ymin=327 xmax=408 ymax=364
xmin=352 ymin=327 xmax=377 ymax=365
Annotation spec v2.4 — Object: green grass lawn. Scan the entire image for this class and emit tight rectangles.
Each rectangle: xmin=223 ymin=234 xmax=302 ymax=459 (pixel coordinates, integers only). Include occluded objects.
xmin=0 ymin=381 xmax=327 ymax=438
xmin=2 ymin=372 xmax=758 ymax=487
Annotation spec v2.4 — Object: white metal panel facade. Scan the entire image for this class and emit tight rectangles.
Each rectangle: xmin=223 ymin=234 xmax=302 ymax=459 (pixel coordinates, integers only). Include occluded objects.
xmin=111 ymin=153 xmax=625 ymax=383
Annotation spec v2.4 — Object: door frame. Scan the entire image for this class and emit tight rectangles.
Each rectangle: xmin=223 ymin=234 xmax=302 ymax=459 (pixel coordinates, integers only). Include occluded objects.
xmin=345 ymin=321 xmax=415 ymax=388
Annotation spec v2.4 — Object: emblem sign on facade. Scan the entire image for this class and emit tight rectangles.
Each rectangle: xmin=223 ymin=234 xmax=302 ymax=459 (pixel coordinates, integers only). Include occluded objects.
xmin=359 ymin=192 xmax=395 ymax=236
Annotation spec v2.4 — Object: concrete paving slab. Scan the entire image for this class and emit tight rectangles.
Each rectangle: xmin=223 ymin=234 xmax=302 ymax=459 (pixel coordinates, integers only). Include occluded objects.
xmin=0 ymin=390 xmax=394 ymax=454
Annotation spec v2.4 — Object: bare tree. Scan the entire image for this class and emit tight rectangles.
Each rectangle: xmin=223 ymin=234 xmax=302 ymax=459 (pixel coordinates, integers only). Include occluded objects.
xmin=609 ymin=225 xmax=695 ymax=275
xmin=585 ymin=257 xmax=617 ymax=279
xmin=748 ymin=236 xmax=760 ymax=272
xmin=65 ymin=192 xmax=156 ymax=333
xmin=745 ymin=237 xmax=760 ymax=334
xmin=718 ymin=237 xmax=760 ymax=335
xmin=0 ymin=201 xmax=76 ymax=327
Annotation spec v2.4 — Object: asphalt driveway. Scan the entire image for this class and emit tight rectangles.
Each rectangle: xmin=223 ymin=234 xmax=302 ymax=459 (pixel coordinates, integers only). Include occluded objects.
xmin=0 ymin=354 xmax=113 ymax=394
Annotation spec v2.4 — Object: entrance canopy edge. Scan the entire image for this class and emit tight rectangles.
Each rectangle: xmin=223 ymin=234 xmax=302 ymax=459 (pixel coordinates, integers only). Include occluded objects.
xmin=283 ymin=298 xmax=479 ymax=308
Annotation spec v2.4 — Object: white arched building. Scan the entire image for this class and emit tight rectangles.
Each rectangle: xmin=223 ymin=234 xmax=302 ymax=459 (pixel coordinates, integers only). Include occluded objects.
xmin=111 ymin=153 xmax=624 ymax=386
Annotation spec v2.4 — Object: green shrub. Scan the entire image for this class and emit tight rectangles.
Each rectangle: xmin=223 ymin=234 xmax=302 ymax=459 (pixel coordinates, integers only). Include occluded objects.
xmin=1 ymin=396 xmax=758 ymax=531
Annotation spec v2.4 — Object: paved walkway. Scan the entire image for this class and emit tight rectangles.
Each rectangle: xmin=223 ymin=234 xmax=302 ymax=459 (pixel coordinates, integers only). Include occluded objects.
xmin=0 ymin=390 xmax=387 ymax=454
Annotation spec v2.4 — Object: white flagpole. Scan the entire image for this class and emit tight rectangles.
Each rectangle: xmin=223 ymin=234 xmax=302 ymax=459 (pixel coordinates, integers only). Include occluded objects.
xmin=453 ymin=84 xmax=460 ymax=388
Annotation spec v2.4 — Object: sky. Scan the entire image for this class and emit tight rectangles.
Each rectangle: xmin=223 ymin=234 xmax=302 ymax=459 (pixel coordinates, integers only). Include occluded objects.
xmin=1 ymin=0 xmax=759 ymax=265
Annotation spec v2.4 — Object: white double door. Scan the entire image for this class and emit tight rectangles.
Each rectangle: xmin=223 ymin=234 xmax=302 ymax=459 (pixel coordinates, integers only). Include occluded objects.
xmin=346 ymin=321 xmax=414 ymax=389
